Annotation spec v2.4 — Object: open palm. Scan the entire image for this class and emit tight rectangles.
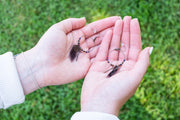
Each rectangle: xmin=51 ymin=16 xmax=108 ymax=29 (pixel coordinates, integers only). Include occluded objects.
xmin=29 ymin=17 xmax=120 ymax=87
xmin=81 ymin=17 xmax=152 ymax=116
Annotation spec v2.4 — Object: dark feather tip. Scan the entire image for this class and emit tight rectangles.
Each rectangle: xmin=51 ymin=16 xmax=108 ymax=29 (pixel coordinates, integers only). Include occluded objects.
xmin=107 ymin=66 xmax=119 ymax=77
xmin=70 ymin=46 xmax=77 ymax=61
xmin=70 ymin=45 xmax=81 ymax=61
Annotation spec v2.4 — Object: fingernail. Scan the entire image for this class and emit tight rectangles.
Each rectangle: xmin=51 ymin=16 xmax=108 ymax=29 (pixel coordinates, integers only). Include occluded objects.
xmin=133 ymin=18 xmax=138 ymax=21
xmin=149 ymin=47 xmax=153 ymax=55
xmin=81 ymin=17 xmax=86 ymax=19
xmin=127 ymin=16 xmax=132 ymax=19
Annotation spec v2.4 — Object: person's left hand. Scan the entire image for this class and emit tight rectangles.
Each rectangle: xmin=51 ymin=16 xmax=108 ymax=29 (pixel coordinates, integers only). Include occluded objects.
xmin=15 ymin=17 xmax=120 ymax=94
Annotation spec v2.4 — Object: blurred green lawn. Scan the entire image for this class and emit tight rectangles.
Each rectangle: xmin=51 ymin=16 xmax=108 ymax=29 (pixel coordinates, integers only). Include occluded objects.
xmin=0 ymin=0 xmax=179 ymax=120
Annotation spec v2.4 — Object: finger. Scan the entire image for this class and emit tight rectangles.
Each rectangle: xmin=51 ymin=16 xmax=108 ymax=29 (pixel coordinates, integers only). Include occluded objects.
xmin=81 ymin=16 xmax=120 ymax=38
xmin=119 ymin=16 xmax=131 ymax=60
xmin=128 ymin=18 xmax=142 ymax=61
xmin=132 ymin=47 xmax=153 ymax=83
xmin=89 ymin=46 xmax=99 ymax=59
xmin=109 ymin=20 xmax=123 ymax=61
xmin=55 ymin=17 xmax=86 ymax=33
xmin=86 ymin=27 xmax=114 ymax=48
xmin=95 ymin=30 xmax=113 ymax=61
xmin=90 ymin=58 xmax=95 ymax=63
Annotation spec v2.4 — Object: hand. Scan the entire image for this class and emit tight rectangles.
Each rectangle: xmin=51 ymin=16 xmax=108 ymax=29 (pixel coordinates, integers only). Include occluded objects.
xmin=15 ymin=16 xmax=120 ymax=94
xmin=81 ymin=17 xmax=153 ymax=116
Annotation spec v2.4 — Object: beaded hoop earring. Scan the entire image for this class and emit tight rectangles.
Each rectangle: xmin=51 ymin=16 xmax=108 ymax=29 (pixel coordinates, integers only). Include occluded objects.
xmin=105 ymin=47 xmax=126 ymax=77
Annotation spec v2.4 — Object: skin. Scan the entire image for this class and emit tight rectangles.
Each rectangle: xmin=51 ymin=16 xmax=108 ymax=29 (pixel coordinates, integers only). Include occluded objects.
xmin=15 ymin=16 xmax=121 ymax=94
xmin=81 ymin=18 xmax=152 ymax=116
xmin=14 ymin=16 xmax=152 ymax=117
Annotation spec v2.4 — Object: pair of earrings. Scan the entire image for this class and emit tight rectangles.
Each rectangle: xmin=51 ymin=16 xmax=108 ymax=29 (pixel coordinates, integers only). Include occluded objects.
xmin=69 ymin=36 xmax=125 ymax=77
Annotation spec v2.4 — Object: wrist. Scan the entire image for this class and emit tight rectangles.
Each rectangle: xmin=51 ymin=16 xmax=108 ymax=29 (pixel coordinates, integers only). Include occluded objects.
xmin=14 ymin=48 xmax=45 ymax=95
xmin=81 ymin=99 xmax=121 ymax=117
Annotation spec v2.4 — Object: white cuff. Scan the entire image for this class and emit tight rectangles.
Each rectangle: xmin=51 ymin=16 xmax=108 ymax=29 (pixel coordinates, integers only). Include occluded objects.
xmin=71 ymin=112 xmax=119 ymax=120
xmin=0 ymin=96 xmax=3 ymax=107
xmin=0 ymin=52 xmax=25 ymax=109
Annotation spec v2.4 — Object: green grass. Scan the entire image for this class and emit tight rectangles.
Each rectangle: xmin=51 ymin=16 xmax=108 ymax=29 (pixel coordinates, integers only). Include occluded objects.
xmin=0 ymin=0 xmax=179 ymax=119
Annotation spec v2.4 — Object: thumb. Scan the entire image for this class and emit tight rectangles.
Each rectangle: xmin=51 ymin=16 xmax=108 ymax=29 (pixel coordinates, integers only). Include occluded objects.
xmin=54 ymin=17 xmax=86 ymax=33
xmin=132 ymin=47 xmax=153 ymax=81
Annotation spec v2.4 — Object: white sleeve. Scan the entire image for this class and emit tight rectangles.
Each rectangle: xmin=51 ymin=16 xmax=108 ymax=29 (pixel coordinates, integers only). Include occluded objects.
xmin=71 ymin=112 xmax=120 ymax=120
xmin=0 ymin=52 xmax=25 ymax=109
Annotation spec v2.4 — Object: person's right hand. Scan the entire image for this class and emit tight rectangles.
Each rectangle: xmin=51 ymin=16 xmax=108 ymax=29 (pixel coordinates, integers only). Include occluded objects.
xmin=81 ymin=17 xmax=153 ymax=116
xmin=15 ymin=17 xmax=120 ymax=94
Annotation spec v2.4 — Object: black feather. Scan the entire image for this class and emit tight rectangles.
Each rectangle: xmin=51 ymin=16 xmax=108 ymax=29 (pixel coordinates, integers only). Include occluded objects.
xmin=107 ymin=66 xmax=119 ymax=77
xmin=70 ymin=45 xmax=81 ymax=61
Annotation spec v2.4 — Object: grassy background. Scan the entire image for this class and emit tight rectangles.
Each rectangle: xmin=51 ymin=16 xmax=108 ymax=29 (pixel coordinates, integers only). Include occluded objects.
xmin=0 ymin=0 xmax=179 ymax=119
